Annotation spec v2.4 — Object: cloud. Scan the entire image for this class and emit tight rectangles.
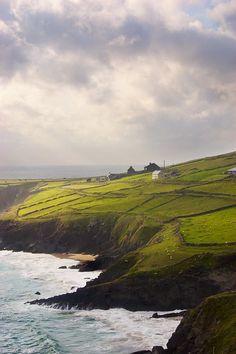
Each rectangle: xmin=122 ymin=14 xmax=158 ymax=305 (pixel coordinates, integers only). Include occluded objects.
xmin=0 ymin=0 xmax=235 ymax=166
xmin=0 ymin=24 xmax=28 ymax=78
xmin=210 ymin=1 xmax=236 ymax=36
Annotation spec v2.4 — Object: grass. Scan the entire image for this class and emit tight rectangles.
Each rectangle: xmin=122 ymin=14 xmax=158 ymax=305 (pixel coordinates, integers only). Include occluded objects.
xmin=189 ymin=178 xmax=236 ymax=195
xmin=1 ymin=150 xmax=236 ymax=279
xmin=180 ymin=207 xmax=236 ymax=245
xmin=3 ymin=151 xmax=235 ymax=224
xmin=177 ymin=166 xmax=229 ymax=182
xmin=102 ymin=221 xmax=236 ymax=280
xmin=179 ymin=292 xmax=236 ymax=354
xmin=151 ymin=194 xmax=236 ymax=218
xmin=172 ymin=151 xmax=236 ymax=176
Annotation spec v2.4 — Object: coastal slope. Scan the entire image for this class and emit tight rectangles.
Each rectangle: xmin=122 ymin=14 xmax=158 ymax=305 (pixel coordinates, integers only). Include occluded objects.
xmin=166 ymin=291 xmax=236 ymax=354
xmin=0 ymin=151 xmax=236 ymax=311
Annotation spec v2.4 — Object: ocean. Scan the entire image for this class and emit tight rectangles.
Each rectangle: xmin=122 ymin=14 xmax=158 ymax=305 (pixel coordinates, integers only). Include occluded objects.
xmin=0 ymin=251 xmax=181 ymax=354
xmin=0 ymin=165 xmax=143 ymax=180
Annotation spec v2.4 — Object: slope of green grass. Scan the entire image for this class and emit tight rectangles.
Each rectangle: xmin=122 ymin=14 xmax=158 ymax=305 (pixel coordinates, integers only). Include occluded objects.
xmin=152 ymin=194 xmax=236 ymax=218
xmin=101 ymin=221 xmax=236 ymax=280
xmin=177 ymin=166 xmax=229 ymax=182
xmin=173 ymin=151 xmax=236 ymax=175
xmin=165 ymin=151 xmax=236 ymax=183
xmin=168 ymin=292 xmax=236 ymax=354
xmin=189 ymin=178 xmax=236 ymax=195
xmin=180 ymin=207 xmax=236 ymax=245
xmin=1 ymin=150 xmax=236 ymax=280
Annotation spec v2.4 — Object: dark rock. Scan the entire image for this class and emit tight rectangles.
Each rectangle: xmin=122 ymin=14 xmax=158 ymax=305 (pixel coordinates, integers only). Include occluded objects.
xmin=78 ymin=255 xmax=117 ymax=272
xmin=70 ymin=286 xmax=76 ymax=291
xmin=29 ymin=253 xmax=236 ymax=312
xmin=0 ymin=215 xmax=128 ymax=256
xmin=130 ymin=351 xmax=152 ymax=354
xmin=68 ymin=263 xmax=80 ymax=269
xmin=35 ymin=291 xmax=41 ymax=295
xmin=152 ymin=311 xmax=186 ymax=319
xmin=58 ymin=266 xmax=67 ymax=269
xmin=166 ymin=292 xmax=236 ymax=354
xmin=151 ymin=347 xmax=166 ymax=354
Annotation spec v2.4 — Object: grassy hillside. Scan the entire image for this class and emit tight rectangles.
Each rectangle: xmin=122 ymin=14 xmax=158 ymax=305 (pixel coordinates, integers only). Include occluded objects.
xmin=167 ymin=291 xmax=236 ymax=354
xmin=1 ymin=151 xmax=236 ymax=277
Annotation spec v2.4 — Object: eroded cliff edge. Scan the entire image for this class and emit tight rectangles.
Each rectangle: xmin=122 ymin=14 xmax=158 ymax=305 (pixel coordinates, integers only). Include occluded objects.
xmin=131 ymin=292 xmax=236 ymax=354
xmin=30 ymin=252 xmax=236 ymax=311
xmin=166 ymin=291 xmax=236 ymax=354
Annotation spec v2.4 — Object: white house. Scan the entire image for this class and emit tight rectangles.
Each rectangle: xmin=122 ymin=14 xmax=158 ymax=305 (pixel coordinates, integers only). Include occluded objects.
xmin=97 ymin=176 xmax=109 ymax=182
xmin=152 ymin=170 xmax=160 ymax=180
xmin=228 ymin=168 xmax=236 ymax=176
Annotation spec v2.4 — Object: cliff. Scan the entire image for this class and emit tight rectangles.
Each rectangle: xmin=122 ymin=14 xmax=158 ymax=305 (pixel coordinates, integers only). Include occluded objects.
xmin=166 ymin=291 xmax=236 ymax=354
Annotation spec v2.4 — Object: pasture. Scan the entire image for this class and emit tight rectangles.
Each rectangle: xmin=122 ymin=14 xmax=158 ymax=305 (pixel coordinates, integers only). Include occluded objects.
xmin=1 ymin=151 xmax=236 ymax=276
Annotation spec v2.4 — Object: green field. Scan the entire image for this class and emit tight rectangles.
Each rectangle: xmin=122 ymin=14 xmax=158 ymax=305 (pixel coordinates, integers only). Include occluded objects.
xmin=1 ymin=150 xmax=236 ymax=277
xmin=180 ymin=207 xmax=236 ymax=245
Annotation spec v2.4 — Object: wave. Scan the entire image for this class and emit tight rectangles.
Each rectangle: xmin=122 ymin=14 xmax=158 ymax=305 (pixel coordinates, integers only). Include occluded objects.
xmin=0 ymin=250 xmax=101 ymax=298
xmin=0 ymin=251 xmax=181 ymax=353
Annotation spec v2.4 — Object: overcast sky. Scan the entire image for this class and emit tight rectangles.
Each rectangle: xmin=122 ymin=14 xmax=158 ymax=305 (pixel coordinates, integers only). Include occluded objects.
xmin=0 ymin=0 xmax=235 ymax=166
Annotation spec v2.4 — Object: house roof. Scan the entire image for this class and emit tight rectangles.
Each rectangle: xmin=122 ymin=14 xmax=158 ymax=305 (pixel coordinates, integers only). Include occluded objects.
xmin=145 ymin=162 xmax=158 ymax=167
xmin=228 ymin=167 xmax=236 ymax=172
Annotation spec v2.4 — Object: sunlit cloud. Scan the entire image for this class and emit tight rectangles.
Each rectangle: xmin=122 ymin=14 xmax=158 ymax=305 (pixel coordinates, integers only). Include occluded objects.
xmin=0 ymin=0 xmax=235 ymax=165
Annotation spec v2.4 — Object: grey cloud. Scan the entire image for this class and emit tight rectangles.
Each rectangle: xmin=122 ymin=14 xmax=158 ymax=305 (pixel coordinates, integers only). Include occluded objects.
xmin=131 ymin=109 xmax=236 ymax=164
xmin=20 ymin=8 xmax=236 ymax=81
xmin=4 ymin=2 xmax=235 ymax=87
xmin=0 ymin=0 xmax=15 ymax=22
xmin=159 ymin=28 xmax=236 ymax=81
xmin=19 ymin=10 xmax=108 ymax=57
xmin=0 ymin=30 xmax=28 ymax=78
xmin=211 ymin=2 xmax=236 ymax=35
xmin=0 ymin=2 xmax=27 ymax=78
xmin=0 ymin=1 xmax=235 ymax=165
xmin=224 ymin=12 xmax=236 ymax=34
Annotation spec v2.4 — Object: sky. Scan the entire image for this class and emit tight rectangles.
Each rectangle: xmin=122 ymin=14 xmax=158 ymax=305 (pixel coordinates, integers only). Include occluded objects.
xmin=0 ymin=0 xmax=235 ymax=166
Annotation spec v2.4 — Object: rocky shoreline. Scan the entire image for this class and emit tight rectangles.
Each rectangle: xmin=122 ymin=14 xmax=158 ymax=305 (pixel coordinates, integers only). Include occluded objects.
xmin=133 ymin=292 xmax=236 ymax=354
xmin=29 ymin=252 xmax=236 ymax=312
xmin=1 ymin=218 xmax=236 ymax=353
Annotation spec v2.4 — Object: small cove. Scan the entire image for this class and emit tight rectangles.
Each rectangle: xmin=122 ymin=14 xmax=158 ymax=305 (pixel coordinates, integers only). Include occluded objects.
xmin=0 ymin=250 xmax=181 ymax=354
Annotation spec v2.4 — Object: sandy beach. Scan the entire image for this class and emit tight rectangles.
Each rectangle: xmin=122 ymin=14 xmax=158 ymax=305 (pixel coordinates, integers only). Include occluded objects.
xmin=53 ymin=252 xmax=97 ymax=262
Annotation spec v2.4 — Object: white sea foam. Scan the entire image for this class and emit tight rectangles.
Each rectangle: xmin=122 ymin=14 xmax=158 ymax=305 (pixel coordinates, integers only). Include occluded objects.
xmin=0 ymin=250 xmax=181 ymax=353
xmin=75 ymin=308 xmax=181 ymax=350
xmin=0 ymin=250 xmax=101 ymax=297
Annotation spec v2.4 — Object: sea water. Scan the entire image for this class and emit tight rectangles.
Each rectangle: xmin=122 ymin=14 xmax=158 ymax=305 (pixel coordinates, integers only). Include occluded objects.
xmin=0 ymin=251 xmax=181 ymax=354
xmin=0 ymin=165 xmax=143 ymax=180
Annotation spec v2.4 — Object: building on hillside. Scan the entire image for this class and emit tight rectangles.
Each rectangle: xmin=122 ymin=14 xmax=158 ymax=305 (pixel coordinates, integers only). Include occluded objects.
xmin=152 ymin=170 xmax=160 ymax=180
xmin=227 ymin=168 xmax=236 ymax=176
xmin=144 ymin=162 xmax=161 ymax=172
xmin=97 ymin=176 xmax=109 ymax=182
xmin=108 ymin=173 xmax=127 ymax=181
xmin=127 ymin=166 xmax=136 ymax=175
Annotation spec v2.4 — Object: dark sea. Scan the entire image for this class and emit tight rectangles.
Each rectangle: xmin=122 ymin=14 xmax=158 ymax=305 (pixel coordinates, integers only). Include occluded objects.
xmin=0 ymin=165 xmax=143 ymax=180
xmin=0 ymin=251 xmax=181 ymax=354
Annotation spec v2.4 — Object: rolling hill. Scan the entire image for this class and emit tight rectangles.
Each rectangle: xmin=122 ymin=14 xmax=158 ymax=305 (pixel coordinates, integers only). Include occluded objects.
xmin=0 ymin=151 xmax=236 ymax=311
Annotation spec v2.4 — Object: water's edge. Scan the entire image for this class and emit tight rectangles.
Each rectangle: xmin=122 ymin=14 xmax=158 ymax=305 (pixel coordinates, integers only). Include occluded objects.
xmin=0 ymin=250 xmax=181 ymax=354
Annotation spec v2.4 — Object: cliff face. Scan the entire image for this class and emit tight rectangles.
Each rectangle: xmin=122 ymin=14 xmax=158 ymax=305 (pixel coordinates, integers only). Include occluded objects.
xmin=0 ymin=216 xmax=118 ymax=255
xmin=0 ymin=213 xmax=158 ymax=257
xmin=166 ymin=292 xmax=236 ymax=354
xmin=0 ymin=183 xmax=37 ymax=213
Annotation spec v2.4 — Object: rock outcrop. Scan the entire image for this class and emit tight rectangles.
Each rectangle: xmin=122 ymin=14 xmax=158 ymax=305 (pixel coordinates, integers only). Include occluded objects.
xmin=166 ymin=291 xmax=236 ymax=354
xmin=30 ymin=253 xmax=236 ymax=311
